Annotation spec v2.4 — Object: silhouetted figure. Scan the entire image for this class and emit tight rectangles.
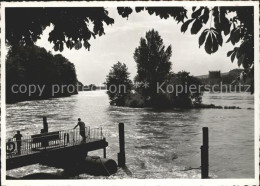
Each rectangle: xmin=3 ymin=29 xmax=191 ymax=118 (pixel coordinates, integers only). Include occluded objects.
xmin=13 ymin=131 xmax=23 ymax=154
xmin=74 ymin=118 xmax=86 ymax=142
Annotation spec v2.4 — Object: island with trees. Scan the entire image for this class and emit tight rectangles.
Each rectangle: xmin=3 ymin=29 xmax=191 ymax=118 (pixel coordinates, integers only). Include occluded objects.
xmin=105 ymin=30 xmax=204 ymax=109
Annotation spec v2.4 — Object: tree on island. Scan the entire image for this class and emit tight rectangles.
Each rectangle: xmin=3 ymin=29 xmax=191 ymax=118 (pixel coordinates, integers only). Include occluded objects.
xmin=134 ymin=29 xmax=172 ymax=104
xmin=6 ymin=7 xmax=254 ymax=92
xmin=105 ymin=62 xmax=132 ymax=106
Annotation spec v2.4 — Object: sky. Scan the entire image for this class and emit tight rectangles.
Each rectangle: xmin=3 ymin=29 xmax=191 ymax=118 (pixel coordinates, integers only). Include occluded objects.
xmin=36 ymin=8 xmax=240 ymax=85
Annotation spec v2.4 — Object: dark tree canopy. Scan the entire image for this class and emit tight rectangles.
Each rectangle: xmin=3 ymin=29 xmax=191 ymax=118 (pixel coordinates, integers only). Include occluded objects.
xmin=118 ymin=7 xmax=187 ymax=23
xmin=6 ymin=7 xmax=114 ymax=51
xmin=6 ymin=45 xmax=78 ymax=103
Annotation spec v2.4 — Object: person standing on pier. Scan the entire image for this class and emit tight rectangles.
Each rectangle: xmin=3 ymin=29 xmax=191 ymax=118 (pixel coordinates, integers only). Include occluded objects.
xmin=74 ymin=118 xmax=86 ymax=142
xmin=13 ymin=131 xmax=23 ymax=155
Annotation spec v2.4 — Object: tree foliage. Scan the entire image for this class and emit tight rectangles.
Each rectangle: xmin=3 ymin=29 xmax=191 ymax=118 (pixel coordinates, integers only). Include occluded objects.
xmin=118 ymin=7 xmax=187 ymax=23
xmin=132 ymin=30 xmax=202 ymax=108
xmin=6 ymin=8 xmax=114 ymax=51
xmin=134 ymin=29 xmax=172 ymax=101
xmin=105 ymin=62 xmax=132 ymax=106
xmin=164 ymin=71 xmax=203 ymax=108
xmin=6 ymin=45 xmax=78 ymax=103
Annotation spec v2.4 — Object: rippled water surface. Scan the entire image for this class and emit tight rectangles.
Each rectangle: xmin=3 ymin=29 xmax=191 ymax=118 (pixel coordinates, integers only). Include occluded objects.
xmin=6 ymin=91 xmax=254 ymax=178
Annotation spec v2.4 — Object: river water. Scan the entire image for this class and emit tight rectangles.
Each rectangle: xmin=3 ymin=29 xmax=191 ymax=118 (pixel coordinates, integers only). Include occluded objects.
xmin=6 ymin=91 xmax=254 ymax=179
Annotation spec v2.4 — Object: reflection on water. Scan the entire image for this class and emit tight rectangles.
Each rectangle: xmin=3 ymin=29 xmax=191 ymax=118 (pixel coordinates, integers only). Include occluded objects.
xmin=6 ymin=91 xmax=254 ymax=178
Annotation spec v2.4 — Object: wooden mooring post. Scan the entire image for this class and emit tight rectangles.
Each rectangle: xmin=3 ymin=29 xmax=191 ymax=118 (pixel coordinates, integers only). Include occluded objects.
xmin=201 ymin=127 xmax=209 ymax=179
xmin=42 ymin=117 xmax=48 ymax=133
xmin=41 ymin=117 xmax=49 ymax=147
xmin=117 ymin=123 xmax=126 ymax=167
xmin=103 ymin=137 xmax=107 ymax=158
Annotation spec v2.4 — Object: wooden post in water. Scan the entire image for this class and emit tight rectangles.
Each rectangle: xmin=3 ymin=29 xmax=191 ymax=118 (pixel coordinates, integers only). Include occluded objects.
xmin=118 ymin=123 xmax=125 ymax=167
xmin=41 ymin=117 xmax=49 ymax=147
xmin=42 ymin=117 xmax=48 ymax=133
xmin=201 ymin=127 xmax=209 ymax=179
xmin=103 ymin=138 xmax=107 ymax=158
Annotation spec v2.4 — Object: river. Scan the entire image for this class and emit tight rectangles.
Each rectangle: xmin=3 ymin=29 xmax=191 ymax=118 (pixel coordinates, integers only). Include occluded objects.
xmin=6 ymin=91 xmax=254 ymax=179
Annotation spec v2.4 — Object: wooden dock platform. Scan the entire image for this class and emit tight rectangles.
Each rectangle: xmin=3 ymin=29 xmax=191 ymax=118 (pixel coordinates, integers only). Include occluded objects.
xmin=6 ymin=126 xmax=108 ymax=170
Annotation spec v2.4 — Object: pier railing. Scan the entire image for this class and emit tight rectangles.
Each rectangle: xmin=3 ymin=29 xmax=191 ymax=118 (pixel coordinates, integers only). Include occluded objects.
xmin=6 ymin=127 xmax=104 ymax=158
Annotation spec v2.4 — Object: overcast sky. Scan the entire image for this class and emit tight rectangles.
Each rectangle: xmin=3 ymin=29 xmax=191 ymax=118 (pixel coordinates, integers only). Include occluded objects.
xmin=36 ymin=7 xmax=240 ymax=85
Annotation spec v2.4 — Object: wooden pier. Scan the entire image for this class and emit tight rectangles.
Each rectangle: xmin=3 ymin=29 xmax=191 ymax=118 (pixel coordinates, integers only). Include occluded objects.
xmin=6 ymin=118 xmax=108 ymax=171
